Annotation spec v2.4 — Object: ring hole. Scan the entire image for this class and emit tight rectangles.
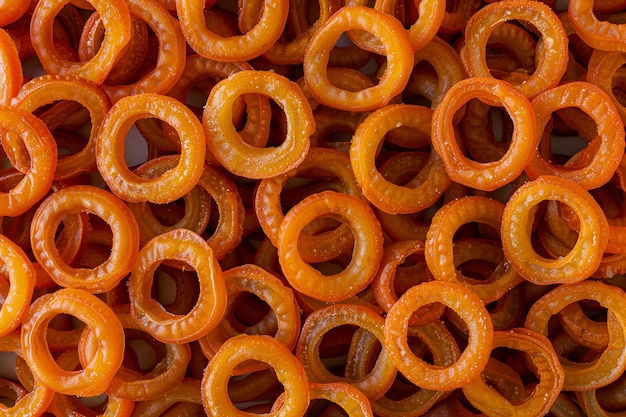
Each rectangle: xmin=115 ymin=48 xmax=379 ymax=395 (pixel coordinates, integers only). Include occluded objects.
xmin=596 ymin=367 xmax=626 ymax=411
xmin=228 ymin=292 xmax=274 ymax=335
xmin=395 ymin=252 xmax=430 ymax=294
xmin=462 ymin=99 xmax=514 ymax=164
xmin=384 ymin=371 xmax=422 ymax=402
xmin=282 ymin=175 xmax=345 ymax=210
xmin=0 ymin=380 xmax=22 ymax=408
xmin=304 ymin=217 xmax=355 ymax=277
xmin=453 ymin=221 xmax=501 ymax=243
xmin=22 ymin=56 xmax=47 ymax=79
xmin=31 ymin=100 xmax=92 ymax=164
xmin=186 ymin=84 xmax=211 ymax=110
xmin=151 ymin=263 xmax=201 ymax=316
xmin=307 ymin=0 xmax=322 ymax=26
xmin=105 ymin=22 xmax=151 ymax=87
xmin=407 ymin=333 xmax=436 ymax=366
xmin=456 ymin=391 xmax=485 ymax=414
xmin=486 ymin=347 xmax=533 ymax=405
xmin=125 ymin=329 xmax=165 ymax=373
xmin=63 ymin=214 xmax=114 ymax=271
xmin=310 ymin=107 xmax=361 ymax=151
xmin=261 ymin=99 xmax=287 ymax=149
xmin=378 ymin=152 xmax=430 ymax=190
xmin=307 ymin=399 xmax=350 ymax=416
xmin=228 ymin=367 xmax=280 ymax=412
xmin=76 ymin=393 xmax=108 ymax=410
xmin=457 ymin=257 xmax=500 ymax=283
xmin=534 ymin=200 xmax=581 ymax=261
xmin=402 ymin=61 xmax=437 ymax=108
xmin=232 ymin=94 xmax=256 ymax=134
xmin=0 ymin=352 xmax=18 ymax=385
xmin=147 ymin=197 xmax=187 ymax=228
xmin=46 ymin=314 xmax=86 ymax=353
xmin=319 ymin=324 xmax=357 ymax=377
xmin=557 ymin=301 xmax=608 ymax=360
xmin=610 ymin=63 xmax=626 ymax=107
xmin=541 ymin=109 xmax=595 ymax=167
xmin=485 ymin=21 xmax=539 ymax=80
xmin=332 ymin=30 xmax=379 ymax=77
xmin=124 ymin=122 xmax=150 ymax=168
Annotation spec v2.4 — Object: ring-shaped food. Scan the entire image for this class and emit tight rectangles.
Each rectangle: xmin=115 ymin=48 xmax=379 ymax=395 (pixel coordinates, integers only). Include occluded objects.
xmin=524 ymin=280 xmax=626 ymax=390
xmin=96 ymin=93 xmax=206 ymax=203
xmin=278 ymin=190 xmax=383 ymax=302
xmin=569 ymin=0 xmax=626 ymax=52
xmin=203 ymin=69 xmax=314 ymax=179
xmin=296 ymin=303 xmax=397 ymax=400
xmin=199 ymin=264 xmax=300 ymax=375
xmin=484 ymin=21 xmax=537 ymax=74
xmin=11 ymin=75 xmax=111 ymax=181
xmin=366 ymin=321 xmax=459 ymax=417
xmin=373 ymin=153 xmax=451 ymax=242
xmin=462 ymin=328 xmax=564 ymax=416
xmin=20 ymin=288 xmax=125 ymax=397
xmin=527 ymin=81 xmax=625 ymax=190
xmin=460 ymin=0 xmax=568 ymax=99
xmin=0 ymin=235 xmax=35 ymax=338
xmin=303 ymin=6 xmax=414 ymax=111
xmin=460 ymin=95 xmax=518 ymax=164
xmin=128 ymin=228 xmax=227 ymax=344
xmin=345 ymin=0 xmax=445 ymax=54
xmin=176 ymin=0 xmax=288 ymax=62
xmin=350 ymin=104 xmax=450 ymax=214
xmin=81 ymin=305 xmax=191 ymax=401
xmin=501 ymin=175 xmax=609 ymax=285
xmin=384 ymin=280 xmax=494 ymax=391
xmin=371 ymin=239 xmax=446 ymax=328
xmin=30 ymin=0 xmax=132 ymax=84
xmin=167 ymin=55 xmax=271 ymax=151
xmin=226 ymin=369 xmax=281 ymax=407
xmin=558 ymin=302 xmax=608 ymax=353
xmin=30 ymin=185 xmax=140 ymax=294
xmin=432 ymin=77 xmax=537 ymax=191
xmin=0 ymin=332 xmax=54 ymax=416
xmin=254 ymin=146 xmax=362 ymax=262
xmin=128 ymin=156 xmax=212 ymax=244
xmin=0 ymin=107 xmax=57 ymax=217
xmin=99 ymin=0 xmax=186 ymax=103
xmin=78 ymin=12 xmax=149 ymax=87
xmin=425 ymin=196 xmax=524 ymax=303
xmin=128 ymin=154 xmax=245 ymax=260
xmin=2 ymin=101 xmax=77 ymax=175
xmin=201 ymin=334 xmax=309 ymax=417
xmin=411 ymin=35 xmax=468 ymax=108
